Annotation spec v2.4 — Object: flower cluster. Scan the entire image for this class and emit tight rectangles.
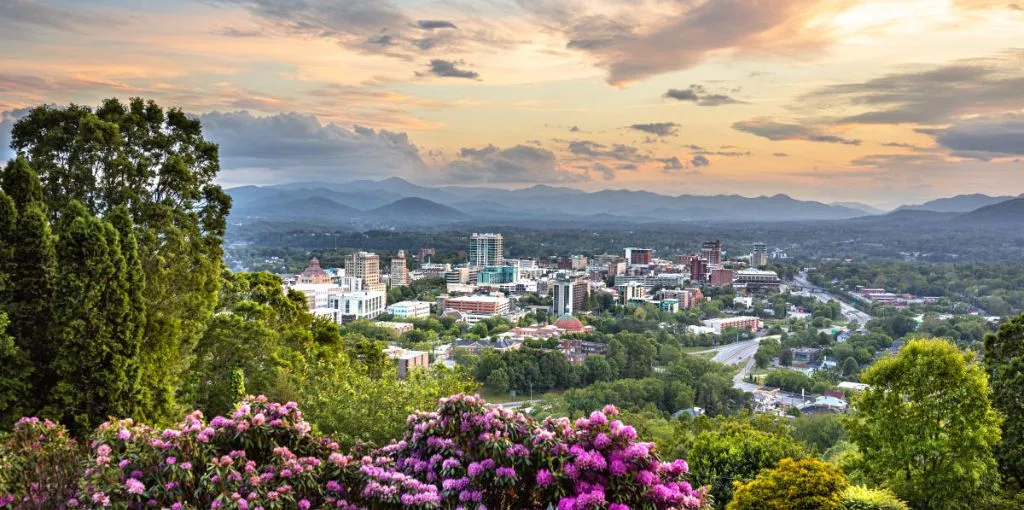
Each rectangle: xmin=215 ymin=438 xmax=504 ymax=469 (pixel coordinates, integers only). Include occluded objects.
xmin=1 ymin=395 xmax=707 ymax=509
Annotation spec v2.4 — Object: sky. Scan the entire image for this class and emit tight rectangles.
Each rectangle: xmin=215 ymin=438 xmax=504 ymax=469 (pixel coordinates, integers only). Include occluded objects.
xmin=1 ymin=0 xmax=1023 ymax=208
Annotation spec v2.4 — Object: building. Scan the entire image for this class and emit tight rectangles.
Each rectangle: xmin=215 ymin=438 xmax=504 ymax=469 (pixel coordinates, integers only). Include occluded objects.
xmin=469 ymin=233 xmax=504 ymax=267
xmin=345 ymin=251 xmax=385 ymax=293
xmin=375 ymin=322 xmax=414 ymax=334
xmin=658 ymin=288 xmax=704 ymax=309
xmin=710 ymin=268 xmax=734 ymax=287
xmin=659 ymin=299 xmax=679 ymax=313
xmin=325 ymin=290 xmax=387 ymax=324
xmin=390 ymin=250 xmax=409 ymax=288
xmin=386 ymin=300 xmax=431 ymax=319
xmin=445 ymin=267 xmax=478 ymax=285
xmin=553 ymin=274 xmax=589 ymax=315
xmin=702 ymin=316 xmax=763 ymax=334
xmin=557 ymin=255 xmax=589 ymax=271
xmin=624 ymin=248 xmax=653 ymax=267
xmin=417 ymin=247 xmax=436 ymax=261
xmin=384 ymin=346 xmax=429 ymax=379
xmin=616 ymin=281 xmax=646 ymax=303
xmin=701 ymin=240 xmax=722 ymax=267
xmin=439 ymin=295 xmax=511 ymax=317
xmin=297 ymin=257 xmax=333 ymax=284
xmin=477 ymin=265 xmax=519 ymax=285
xmin=750 ymin=243 xmax=768 ymax=268
xmin=689 ymin=256 xmax=709 ymax=283
xmin=733 ymin=269 xmax=781 ymax=293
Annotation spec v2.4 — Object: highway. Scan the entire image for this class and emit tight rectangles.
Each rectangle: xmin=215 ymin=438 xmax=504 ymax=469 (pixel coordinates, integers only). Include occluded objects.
xmin=696 ymin=335 xmax=779 ymax=392
xmin=793 ymin=272 xmax=873 ymax=325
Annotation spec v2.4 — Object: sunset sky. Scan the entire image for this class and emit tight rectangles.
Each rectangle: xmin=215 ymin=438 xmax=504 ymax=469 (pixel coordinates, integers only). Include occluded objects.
xmin=1 ymin=0 xmax=1023 ymax=208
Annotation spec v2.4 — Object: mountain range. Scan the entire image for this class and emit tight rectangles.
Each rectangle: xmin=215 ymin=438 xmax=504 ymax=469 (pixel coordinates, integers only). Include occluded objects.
xmin=225 ymin=178 xmax=1023 ymax=228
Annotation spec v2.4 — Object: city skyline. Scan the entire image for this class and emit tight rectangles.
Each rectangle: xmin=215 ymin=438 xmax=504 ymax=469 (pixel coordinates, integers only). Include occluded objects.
xmin=2 ymin=0 xmax=1023 ymax=208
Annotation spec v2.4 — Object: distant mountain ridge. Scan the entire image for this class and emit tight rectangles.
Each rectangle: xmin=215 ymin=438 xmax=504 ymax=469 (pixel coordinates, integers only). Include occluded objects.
xmin=222 ymin=178 xmax=1021 ymax=227
xmin=897 ymin=194 xmax=1017 ymax=213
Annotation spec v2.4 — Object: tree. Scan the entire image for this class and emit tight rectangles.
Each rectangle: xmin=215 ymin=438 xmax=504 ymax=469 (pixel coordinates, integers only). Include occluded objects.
xmin=792 ymin=414 xmax=847 ymax=454
xmin=12 ymin=98 xmax=232 ymax=423
xmin=844 ymin=339 xmax=1001 ymax=509
xmin=984 ymin=312 xmax=1024 ymax=492
xmin=0 ymin=160 xmax=57 ymax=425
xmin=485 ymin=368 xmax=510 ymax=395
xmin=46 ymin=208 xmax=142 ymax=433
xmin=841 ymin=356 xmax=859 ymax=377
xmin=686 ymin=417 xmax=807 ymax=506
xmin=841 ymin=486 xmax=909 ymax=510
xmin=779 ymin=347 xmax=793 ymax=366
xmin=728 ymin=458 xmax=848 ymax=510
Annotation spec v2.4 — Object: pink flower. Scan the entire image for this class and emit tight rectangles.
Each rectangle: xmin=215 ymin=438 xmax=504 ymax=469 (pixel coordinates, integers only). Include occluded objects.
xmin=125 ymin=478 xmax=145 ymax=495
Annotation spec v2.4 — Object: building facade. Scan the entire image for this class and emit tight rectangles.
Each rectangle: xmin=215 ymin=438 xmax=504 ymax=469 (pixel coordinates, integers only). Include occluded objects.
xmin=439 ymin=295 xmax=511 ymax=316
xmin=326 ymin=290 xmax=387 ymax=324
xmin=553 ymin=274 xmax=589 ymax=315
xmin=701 ymin=240 xmax=722 ymax=267
xmin=384 ymin=346 xmax=430 ymax=379
xmin=469 ymin=233 xmax=504 ymax=267
xmin=624 ymin=247 xmax=653 ymax=267
xmin=477 ymin=265 xmax=519 ymax=285
xmin=733 ymin=269 xmax=781 ymax=293
xmin=345 ymin=251 xmax=385 ymax=293
xmin=390 ymin=250 xmax=409 ymax=288
xmin=702 ymin=316 xmax=763 ymax=334
xmin=386 ymin=300 xmax=431 ymax=319
xmin=750 ymin=243 xmax=768 ymax=268
xmin=689 ymin=256 xmax=709 ymax=283
xmin=710 ymin=268 xmax=734 ymax=287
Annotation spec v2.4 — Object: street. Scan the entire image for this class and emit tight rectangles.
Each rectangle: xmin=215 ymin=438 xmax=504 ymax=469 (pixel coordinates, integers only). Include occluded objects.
xmin=792 ymin=272 xmax=873 ymax=325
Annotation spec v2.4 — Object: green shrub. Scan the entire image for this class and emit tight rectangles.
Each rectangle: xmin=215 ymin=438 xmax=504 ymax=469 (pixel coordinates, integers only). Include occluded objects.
xmin=842 ymin=485 xmax=909 ymax=510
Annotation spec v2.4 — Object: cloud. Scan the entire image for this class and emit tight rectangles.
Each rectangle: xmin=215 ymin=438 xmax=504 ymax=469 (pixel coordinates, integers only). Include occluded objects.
xmin=0 ymin=0 xmax=108 ymax=32
xmin=444 ymin=144 xmax=586 ymax=183
xmin=691 ymin=154 xmax=711 ymax=167
xmin=664 ymin=88 xmax=699 ymax=102
xmin=916 ymin=113 xmax=1024 ymax=158
xmin=592 ymin=162 xmax=616 ymax=180
xmin=658 ymin=157 xmax=685 ymax=170
xmin=850 ymin=154 xmax=948 ymax=167
xmin=732 ymin=117 xmax=862 ymax=145
xmin=523 ymin=0 xmax=855 ymax=85
xmin=569 ymin=125 xmax=580 ymax=132
xmin=628 ymin=122 xmax=679 ymax=137
xmin=664 ymin=84 xmax=745 ymax=106
xmin=422 ymin=59 xmax=480 ymax=79
xmin=217 ymin=26 xmax=264 ymax=38
xmin=695 ymin=150 xmax=751 ymax=157
xmin=800 ymin=51 xmax=1024 ymax=125
xmin=196 ymin=111 xmax=426 ymax=183
xmin=417 ymin=20 xmax=457 ymax=30
xmin=0 ymin=107 xmax=34 ymax=160
xmin=772 ymin=152 xmax=789 ymax=157
xmin=567 ymin=140 xmax=649 ymax=162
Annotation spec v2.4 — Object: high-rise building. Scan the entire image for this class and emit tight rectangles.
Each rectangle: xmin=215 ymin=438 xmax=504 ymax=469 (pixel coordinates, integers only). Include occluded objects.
xmin=624 ymin=247 xmax=653 ymax=267
xmin=390 ymin=250 xmax=409 ymax=288
xmin=750 ymin=243 xmax=768 ymax=268
xmin=553 ymin=274 xmax=589 ymax=315
xmin=701 ymin=240 xmax=722 ymax=267
xmin=689 ymin=255 xmax=709 ymax=283
xmin=418 ymin=247 xmax=436 ymax=261
xmin=345 ymin=251 xmax=385 ymax=293
xmin=710 ymin=268 xmax=734 ymax=287
xmin=469 ymin=233 xmax=504 ymax=267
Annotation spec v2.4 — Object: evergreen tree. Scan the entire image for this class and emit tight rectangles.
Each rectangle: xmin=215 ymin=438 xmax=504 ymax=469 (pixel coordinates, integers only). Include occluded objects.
xmin=0 ymin=160 xmax=57 ymax=420
xmin=984 ymin=312 xmax=1024 ymax=493
xmin=47 ymin=207 xmax=140 ymax=433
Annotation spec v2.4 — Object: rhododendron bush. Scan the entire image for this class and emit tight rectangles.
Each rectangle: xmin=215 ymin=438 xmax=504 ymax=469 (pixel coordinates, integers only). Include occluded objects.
xmin=1 ymin=394 xmax=708 ymax=509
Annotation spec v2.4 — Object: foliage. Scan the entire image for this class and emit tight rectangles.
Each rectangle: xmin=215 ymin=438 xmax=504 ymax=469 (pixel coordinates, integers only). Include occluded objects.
xmin=11 ymin=98 xmax=232 ymax=423
xmin=764 ymin=370 xmax=813 ymax=393
xmin=0 ymin=418 xmax=84 ymax=508
xmin=792 ymin=414 xmax=847 ymax=455
xmin=727 ymin=458 xmax=848 ymax=510
xmin=845 ymin=338 xmax=1002 ymax=509
xmin=681 ymin=416 xmax=806 ymax=507
xmin=840 ymin=485 xmax=909 ymax=510
xmin=0 ymin=395 xmax=710 ymax=509
xmin=984 ymin=312 xmax=1024 ymax=492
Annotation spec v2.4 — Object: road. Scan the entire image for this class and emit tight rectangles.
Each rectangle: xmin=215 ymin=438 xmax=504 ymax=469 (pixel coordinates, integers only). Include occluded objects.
xmin=697 ymin=335 xmax=779 ymax=392
xmin=793 ymin=272 xmax=873 ymax=325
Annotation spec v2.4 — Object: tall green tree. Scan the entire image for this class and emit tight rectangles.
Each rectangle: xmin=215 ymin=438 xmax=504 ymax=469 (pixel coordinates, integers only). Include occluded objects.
xmin=47 ymin=206 xmax=142 ymax=433
xmin=845 ymin=339 xmax=1001 ymax=509
xmin=11 ymin=98 xmax=232 ymax=422
xmin=0 ymin=160 xmax=57 ymax=424
xmin=984 ymin=312 xmax=1024 ymax=492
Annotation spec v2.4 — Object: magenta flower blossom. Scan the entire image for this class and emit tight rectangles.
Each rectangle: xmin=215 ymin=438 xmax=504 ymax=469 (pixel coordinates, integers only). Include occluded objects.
xmin=125 ymin=478 xmax=145 ymax=495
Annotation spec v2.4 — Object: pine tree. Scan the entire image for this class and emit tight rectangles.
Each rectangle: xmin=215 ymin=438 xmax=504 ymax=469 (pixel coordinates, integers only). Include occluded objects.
xmin=107 ymin=206 xmax=148 ymax=417
xmin=47 ymin=206 xmax=140 ymax=433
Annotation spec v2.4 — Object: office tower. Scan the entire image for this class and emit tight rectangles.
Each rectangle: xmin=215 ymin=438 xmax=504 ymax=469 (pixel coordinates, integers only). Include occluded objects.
xmin=552 ymin=273 xmax=589 ymax=315
xmin=469 ymin=233 xmax=504 ymax=267
xmin=390 ymin=250 xmax=409 ymax=288
xmin=751 ymin=243 xmax=768 ymax=268
xmin=624 ymin=247 xmax=653 ymax=267
xmin=701 ymin=240 xmax=722 ymax=267
xmin=345 ymin=251 xmax=385 ymax=292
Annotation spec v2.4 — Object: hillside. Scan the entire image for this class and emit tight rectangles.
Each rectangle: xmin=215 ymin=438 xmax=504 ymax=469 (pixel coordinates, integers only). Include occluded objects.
xmin=366 ymin=197 xmax=468 ymax=221
xmin=898 ymin=194 xmax=1015 ymax=213
xmin=954 ymin=198 xmax=1024 ymax=227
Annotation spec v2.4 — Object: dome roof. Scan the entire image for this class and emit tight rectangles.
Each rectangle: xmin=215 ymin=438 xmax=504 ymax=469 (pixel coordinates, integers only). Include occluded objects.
xmin=554 ymin=314 xmax=586 ymax=332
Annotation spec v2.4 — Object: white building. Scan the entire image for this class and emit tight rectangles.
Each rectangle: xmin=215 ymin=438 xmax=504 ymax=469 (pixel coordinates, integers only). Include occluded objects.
xmin=324 ymin=290 xmax=387 ymax=324
xmin=387 ymin=300 xmax=432 ymax=319
xmin=701 ymin=316 xmax=763 ymax=334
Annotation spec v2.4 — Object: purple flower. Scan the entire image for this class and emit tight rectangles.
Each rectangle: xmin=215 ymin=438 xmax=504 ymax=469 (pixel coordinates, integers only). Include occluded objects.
xmin=298 ymin=500 xmax=310 ymax=510
xmin=536 ymin=469 xmax=555 ymax=486
xmin=125 ymin=478 xmax=145 ymax=495
xmin=118 ymin=429 xmax=131 ymax=441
